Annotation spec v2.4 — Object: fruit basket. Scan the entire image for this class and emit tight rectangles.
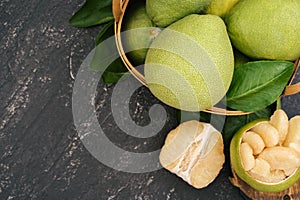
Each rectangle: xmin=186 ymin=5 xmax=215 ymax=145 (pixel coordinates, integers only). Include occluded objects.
xmin=112 ymin=0 xmax=300 ymax=116
xmin=112 ymin=1 xmax=300 ymax=197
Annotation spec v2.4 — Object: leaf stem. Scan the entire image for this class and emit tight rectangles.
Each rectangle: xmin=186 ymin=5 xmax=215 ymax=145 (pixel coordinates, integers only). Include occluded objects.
xmin=276 ymin=98 xmax=281 ymax=110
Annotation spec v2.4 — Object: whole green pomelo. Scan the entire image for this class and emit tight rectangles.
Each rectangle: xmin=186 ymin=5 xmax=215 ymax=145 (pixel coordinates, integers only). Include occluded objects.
xmin=206 ymin=0 xmax=240 ymax=18
xmin=225 ymin=0 xmax=300 ymax=61
xmin=146 ymin=0 xmax=211 ymax=27
xmin=123 ymin=1 xmax=161 ymax=65
xmin=145 ymin=14 xmax=234 ymax=112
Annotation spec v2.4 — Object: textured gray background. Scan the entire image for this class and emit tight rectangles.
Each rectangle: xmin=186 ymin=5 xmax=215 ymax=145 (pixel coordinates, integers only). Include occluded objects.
xmin=0 ymin=0 xmax=299 ymax=199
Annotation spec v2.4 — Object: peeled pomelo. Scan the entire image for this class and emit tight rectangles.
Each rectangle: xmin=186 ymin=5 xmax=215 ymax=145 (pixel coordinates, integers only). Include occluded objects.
xmin=159 ymin=120 xmax=225 ymax=189
xmin=230 ymin=110 xmax=300 ymax=192
xmin=145 ymin=14 xmax=234 ymax=112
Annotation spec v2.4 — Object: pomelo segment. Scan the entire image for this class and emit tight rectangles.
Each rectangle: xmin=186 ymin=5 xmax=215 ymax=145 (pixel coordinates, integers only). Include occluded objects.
xmin=284 ymin=116 xmax=300 ymax=154
xmin=258 ymin=147 xmax=300 ymax=171
xmin=240 ymin=143 xmax=255 ymax=171
xmin=270 ymin=109 xmax=288 ymax=145
xmin=242 ymin=131 xmax=265 ymax=155
xmin=250 ymin=122 xmax=279 ymax=147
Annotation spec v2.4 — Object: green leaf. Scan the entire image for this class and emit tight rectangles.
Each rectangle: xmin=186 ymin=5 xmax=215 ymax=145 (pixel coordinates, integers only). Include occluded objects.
xmin=69 ymin=0 xmax=114 ymax=27
xmin=95 ymin=20 xmax=114 ymax=45
xmin=89 ymin=22 xmax=128 ymax=83
xmin=102 ymin=71 xmax=130 ymax=84
xmin=176 ymin=104 xmax=275 ymax=144
xmin=89 ymin=22 xmax=126 ymax=72
xmin=222 ymin=105 xmax=275 ymax=144
xmin=226 ymin=61 xmax=294 ymax=112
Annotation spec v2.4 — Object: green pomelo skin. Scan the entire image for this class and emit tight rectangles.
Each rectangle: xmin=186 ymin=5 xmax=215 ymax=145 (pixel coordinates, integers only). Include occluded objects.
xmin=230 ymin=119 xmax=300 ymax=192
xmin=206 ymin=0 xmax=240 ymax=18
xmin=123 ymin=1 xmax=160 ymax=65
xmin=225 ymin=0 xmax=300 ymax=61
xmin=145 ymin=14 xmax=234 ymax=112
xmin=146 ymin=0 xmax=211 ymax=27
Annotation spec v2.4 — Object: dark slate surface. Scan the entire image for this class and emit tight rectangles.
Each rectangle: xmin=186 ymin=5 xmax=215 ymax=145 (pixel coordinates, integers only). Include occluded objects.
xmin=0 ymin=0 xmax=299 ymax=199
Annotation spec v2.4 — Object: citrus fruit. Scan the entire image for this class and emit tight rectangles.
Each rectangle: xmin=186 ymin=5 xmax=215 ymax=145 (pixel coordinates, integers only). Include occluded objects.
xmin=230 ymin=110 xmax=300 ymax=192
xmin=159 ymin=120 xmax=225 ymax=189
xmin=123 ymin=1 xmax=160 ymax=65
xmin=145 ymin=14 xmax=234 ymax=112
xmin=146 ymin=0 xmax=211 ymax=27
xmin=225 ymin=0 xmax=300 ymax=61
xmin=206 ymin=0 xmax=240 ymax=18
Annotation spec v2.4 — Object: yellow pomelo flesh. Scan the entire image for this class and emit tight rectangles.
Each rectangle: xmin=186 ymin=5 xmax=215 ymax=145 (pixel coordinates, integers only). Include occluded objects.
xmin=145 ymin=14 xmax=234 ymax=111
xmin=284 ymin=116 xmax=300 ymax=154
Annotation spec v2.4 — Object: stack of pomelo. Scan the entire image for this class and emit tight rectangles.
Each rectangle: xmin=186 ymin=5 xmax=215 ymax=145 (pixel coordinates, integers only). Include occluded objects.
xmin=122 ymin=0 xmax=300 ymax=192
xmin=123 ymin=0 xmax=300 ymax=112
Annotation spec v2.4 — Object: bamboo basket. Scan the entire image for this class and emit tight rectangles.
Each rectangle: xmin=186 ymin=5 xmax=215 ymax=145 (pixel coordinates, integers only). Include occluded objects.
xmin=112 ymin=0 xmax=300 ymax=116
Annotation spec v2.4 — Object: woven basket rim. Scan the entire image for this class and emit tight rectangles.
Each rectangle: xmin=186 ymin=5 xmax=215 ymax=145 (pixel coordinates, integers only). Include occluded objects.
xmin=113 ymin=0 xmax=300 ymax=116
